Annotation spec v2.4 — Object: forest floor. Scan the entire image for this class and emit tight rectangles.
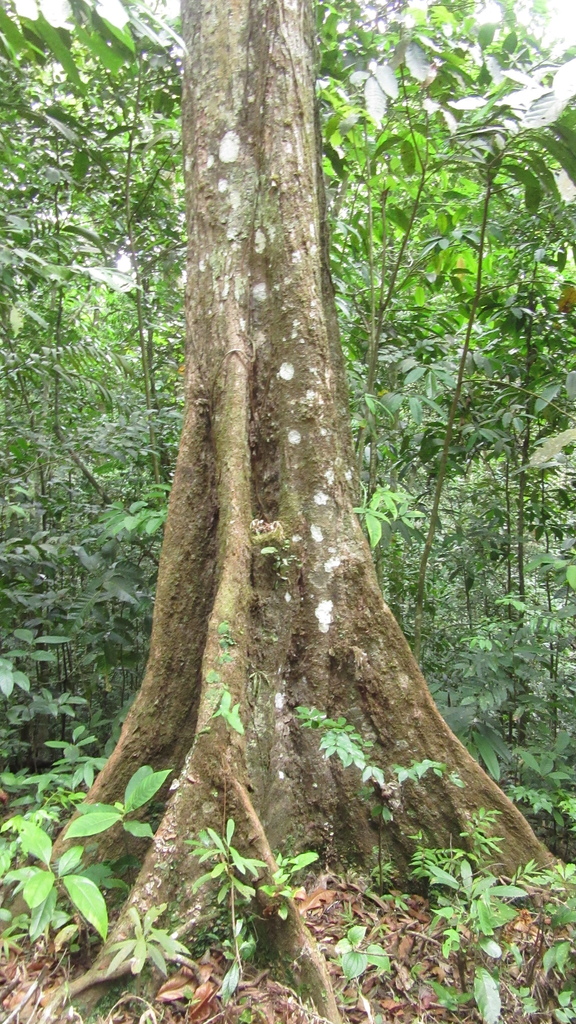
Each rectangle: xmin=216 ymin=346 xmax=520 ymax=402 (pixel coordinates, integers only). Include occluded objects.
xmin=1 ymin=869 xmax=572 ymax=1024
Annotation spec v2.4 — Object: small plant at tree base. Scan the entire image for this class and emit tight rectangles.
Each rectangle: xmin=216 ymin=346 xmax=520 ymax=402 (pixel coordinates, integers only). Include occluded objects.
xmin=0 ymin=765 xmax=172 ymax=947
xmin=106 ymin=903 xmax=190 ymax=977
xmin=259 ymin=850 xmax=319 ymax=919
xmin=187 ymin=819 xmax=266 ymax=1001
xmin=335 ymin=924 xmax=390 ymax=982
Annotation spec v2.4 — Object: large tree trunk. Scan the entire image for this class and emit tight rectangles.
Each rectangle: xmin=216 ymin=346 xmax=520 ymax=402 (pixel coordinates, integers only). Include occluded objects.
xmin=61 ymin=0 xmax=549 ymax=1014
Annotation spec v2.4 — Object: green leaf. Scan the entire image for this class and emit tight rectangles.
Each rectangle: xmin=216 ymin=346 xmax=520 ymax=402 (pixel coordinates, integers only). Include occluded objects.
xmin=365 ymin=512 xmax=382 ymax=548
xmin=66 ymin=811 xmax=123 ymax=837
xmin=0 ymin=659 xmax=14 ymax=698
xmin=123 ymin=820 xmax=154 ymax=839
xmin=29 ymin=888 xmax=57 ymax=942
xmin=124 ymin=767 xmax=171 ymax=811
xmin=473 ymin=731 xmax=500 ymax=780
xmin=566 ymin=566 xmax=576 ymax=592
xmin=342 ymin=949 xmax=368 ymax=980
xmin=62 ymin=874 xmax=108 ymax=939
xmin=480 ymin=937 xmax=502 ymax=958
xmin=35 ymin=15 xmax=83 ymax=89
xmin=57 ymin=846 xmax=84 ymax=877
xmin=23 ymin=869 xmax=55 ymax=909
xmin=347 ymin=925 xmax=367 ymax=946
xmin=474 ymin=968 xmax=501 ymax=1024
xmin=427 ymin=865 xmax=459 ymax=889
xmin=220 ymin=961 xmax=241 ymax=1003
xmin=20 ymin=822 xmax=52 ymax=867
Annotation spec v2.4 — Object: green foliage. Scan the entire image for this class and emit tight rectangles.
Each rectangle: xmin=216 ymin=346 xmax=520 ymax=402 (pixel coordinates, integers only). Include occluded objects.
xmin=335 ymin=924 xmax=390 ymax=982
xmin=0 ymin=764 xmax=171 ymax=947
xmin=106 ymin=903 xmax=190 ymax=977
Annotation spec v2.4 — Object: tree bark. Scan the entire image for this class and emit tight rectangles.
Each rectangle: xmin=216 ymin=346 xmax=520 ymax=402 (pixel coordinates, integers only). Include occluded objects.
xmin=61 ymin=0 xmax=550 ymax=1013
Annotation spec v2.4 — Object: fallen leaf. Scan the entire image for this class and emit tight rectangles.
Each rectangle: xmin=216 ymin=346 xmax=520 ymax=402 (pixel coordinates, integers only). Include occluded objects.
xmin=397 ymin=934 xmax=414 ymax=960
xmin=298 ymin=888 xmax=337 ymax=913
xmin=156 ymin=968 xmax=196 ymax=1001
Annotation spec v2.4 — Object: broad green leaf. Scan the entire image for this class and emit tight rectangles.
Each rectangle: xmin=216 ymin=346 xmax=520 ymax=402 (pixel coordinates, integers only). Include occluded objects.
xmin=221 ymin=961 xmax=241 ymax=1003
xmin=23 ymin=869 xmax=55 ymax=909
xmin=479 ymin=937 xmax=502 ymax=959
xmin=477 ymin=899 xmax=496 ymax=935
xmin=20 ymin=822 xmax=52 ymax=866
xmin=428 ymin=865 xmax=459 ymax=889
xmin=58 ymin=846 xmax=84 ymax=876
xmin=567 ymin=566 xmax=576 ymax=592
xmin=473 ymin=732 xmax=500 ymax=780
xmin=347 ymin=925 xmax=367 ymax=946
xmin=342 ymin=950 xmax=367 ymax=980
xmin=123 ymin=820 xmax=154 ymax=838
xmin=62 ymin=874 xmax=108 ymax=939
xmin=124 ymin=765 xmax=153 ymax=806
xmin=66 ymin=811 xmax=123 ymax=837
xmin=365 ymin=512 xmax=382 ymax=549
xmin=474 ymin=967 xmax=501 ymax=1024
xmin=124 ymin=768 xmax=172 ymax=812
xmin=29 ymin=888 xmax=57 ymax=942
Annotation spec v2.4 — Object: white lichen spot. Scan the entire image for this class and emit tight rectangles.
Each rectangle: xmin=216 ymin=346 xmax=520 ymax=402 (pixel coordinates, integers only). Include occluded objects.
xmin=310 ymin=244 xmax=318 ymax=255
xmin=292 ymin=250 xmax=302 ymax=264
xmin=292 ymin=534 xmax=302 ymax=543
xmin=278 ymin=770 xmax=285 ymax=780
xmin=248 ymin=93 xmax=255 ymax=103
xmin=320 ymin=428 xmax=327 ymax=437
xmin=206 ymin=154 xmax=214 ymax=169
xmin=278 ymin=362 xmax=295 ymax=381
xmin=305 ymin=390 xmax=316 ymax=401
xmin=325 ymin=468 xmax=335 ymax=485
xmin=221 ymin=278 xmax=230 ymax=301
xmin=198 ymin=259 xmax=206 ymax=272
xmin=310 ymin=221 xmax=316 ymax=237
xmin=324 ymin=556 xmax=341 ymax=573
xmin=239 ymin=318 xmax=246 ymax=332
xmin=169 ymin=778 xmax=180 ymax=791
xmin=275 ymin=692 xmax=285 ymax=711
xmin=288 ymin=429 xmax=301 ymax=445
xmin=217 ymin=178 xmax=228 ymax=193
xmin=345 ymin=469 xmax=353 ymax=482
xmin=315 ymin=600 xmax=334 ymax=633
xmin=185 ymin=156 xmax=192 ymax=172
xmin=229 ymin=190 xmax=241 ymax=210
xmin=286 ymin=141 xmax=293 ymax=154
xmin=254 ymin=229 xmax=266 ymax=253
xmin=310 ymin=525 xmax=323 ymax=542
xmin=252 ymin=282 xmax=267 ymax=302
xmin=285 ymin=592 xmax=292 ymax=603
xmin=299 ymin=338 xmax=306 ymax=345
xmin=219 ymin=130 xmax=240 ymax=164
xmin=268 ymin=225 xmax=277 ymax=243
xmin=314 ymin=491 xmax=329 ymax=506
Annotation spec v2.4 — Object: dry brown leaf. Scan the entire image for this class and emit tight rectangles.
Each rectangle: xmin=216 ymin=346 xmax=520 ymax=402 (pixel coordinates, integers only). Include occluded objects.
xmin=397 ymin=934 xmax=414 ymax=960
xmin=188 ymin=981 xmax=218 ymax=1022
xmin=394 ymin=962 xmax=414 ymax=992
xmin=298 ymin=888 xmax=337 ymax=913
xmin=156 ymin=967 xmax=196 ymax=1002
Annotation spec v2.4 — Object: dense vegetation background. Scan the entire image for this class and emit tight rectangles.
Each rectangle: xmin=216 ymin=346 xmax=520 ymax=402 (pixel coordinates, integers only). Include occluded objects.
xmin=2 ymin=0 xmax=576 ymax=850
xmin=2 ymin=0 xmax=576 ymax=1020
